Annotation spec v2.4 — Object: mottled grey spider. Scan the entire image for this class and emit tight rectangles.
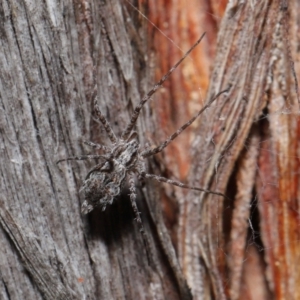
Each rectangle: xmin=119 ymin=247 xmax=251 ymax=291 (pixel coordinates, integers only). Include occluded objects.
xmin=57 ymin=33 xmax=229 ymax=238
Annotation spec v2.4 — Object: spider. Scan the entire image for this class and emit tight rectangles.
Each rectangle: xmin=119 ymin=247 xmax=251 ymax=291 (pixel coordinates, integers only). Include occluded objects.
xmin=57 ymin=33 xmax=229 ymax=238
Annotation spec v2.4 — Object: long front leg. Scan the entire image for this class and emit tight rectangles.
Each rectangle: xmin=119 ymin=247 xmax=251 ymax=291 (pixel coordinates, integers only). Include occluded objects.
xmin=143 ymin=173 xmax=228 ymax=200
xmin=56 ymin=155 xmax=108 ymax=164
xmin=128 ymin=173 xmax=152 ymax=264
xmin=83 ymin=140 xmax=110 ymax=152
xmin=141 ymin=88 xmax=230 ymax=158
xmin=94 ymin=101 xmax=117 ymax=143
xmin=121 ymin=33 xmax=206 ymax=141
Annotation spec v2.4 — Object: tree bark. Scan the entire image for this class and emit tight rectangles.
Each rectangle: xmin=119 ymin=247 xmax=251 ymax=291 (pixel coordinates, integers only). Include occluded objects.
xmin=148 ymin=1 xmax=300 ymax=299
xmin=0 ymin=0 xmax=191 ymax=299
xmin=1 ymin=0 xmax=300 ymax=300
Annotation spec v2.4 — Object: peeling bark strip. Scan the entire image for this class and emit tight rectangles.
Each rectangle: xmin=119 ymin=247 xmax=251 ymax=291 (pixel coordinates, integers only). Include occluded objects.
xmin=171 ymin=0 xmax=300 ymax=299
xmin=0 ymin=204 xmax=75 ymax=300
xmin=228 ymin=128 xmax=260 ymax=300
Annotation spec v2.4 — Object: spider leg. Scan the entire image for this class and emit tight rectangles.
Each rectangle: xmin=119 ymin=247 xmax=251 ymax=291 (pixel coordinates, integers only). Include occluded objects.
xmin=83 ymin=140 xmax=110 ymax=152
xmin=94 ymin=101 xmax=117 ymax=143
xmin=128 ymin=173 xmax=151 ymax=263
xmin=141 ymin=87 xmax=230 ymax=157
xmin=121 ymin=33 xmax=206 ymax=141
xmin=143 ymin=173 xmax=229 ymax=200
xmin=56 ymin=155 xmax=108 ymax=164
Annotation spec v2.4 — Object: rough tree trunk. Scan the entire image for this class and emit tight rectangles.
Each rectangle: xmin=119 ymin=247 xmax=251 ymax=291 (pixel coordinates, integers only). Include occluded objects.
xmin=149 ymin=1 xmax=300 ymax=299
xmin=1 ymin=0 xmax=299 ymax=300
xmin=0 ymin=0 xmax=192 ymax=299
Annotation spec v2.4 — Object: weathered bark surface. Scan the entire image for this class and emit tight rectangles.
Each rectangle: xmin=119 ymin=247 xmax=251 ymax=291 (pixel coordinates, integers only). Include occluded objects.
xmin=1 ymin=0 xmax=299 ymax=299
xmin=0 ymin=0 xmax=190 ymax=299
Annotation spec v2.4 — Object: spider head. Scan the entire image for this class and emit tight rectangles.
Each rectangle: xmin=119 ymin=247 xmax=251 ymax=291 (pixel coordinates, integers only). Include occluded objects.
xmin=111 ymin=132 xmax=140 ymax=169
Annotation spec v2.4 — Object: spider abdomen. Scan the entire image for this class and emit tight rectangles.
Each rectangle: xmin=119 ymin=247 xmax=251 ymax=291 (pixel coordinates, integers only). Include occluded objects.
xmin=80 ymin=162 xmax=127 ymax=214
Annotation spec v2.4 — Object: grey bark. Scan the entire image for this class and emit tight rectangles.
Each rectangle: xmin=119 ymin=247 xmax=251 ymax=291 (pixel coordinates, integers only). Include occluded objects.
xmin=0 ymin=0 xmax=190 ymax=299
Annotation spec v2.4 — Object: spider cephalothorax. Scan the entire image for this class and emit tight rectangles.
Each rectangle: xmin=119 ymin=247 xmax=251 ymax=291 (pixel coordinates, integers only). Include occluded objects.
xmin=57 ymin=33 xmax=229 ymax=237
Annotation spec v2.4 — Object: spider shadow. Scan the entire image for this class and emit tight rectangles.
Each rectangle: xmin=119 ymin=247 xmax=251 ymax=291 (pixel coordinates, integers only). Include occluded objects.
xmin=82 ymin=185 xmax=146 ymax=247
